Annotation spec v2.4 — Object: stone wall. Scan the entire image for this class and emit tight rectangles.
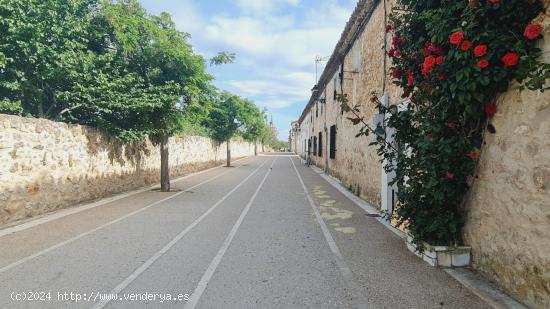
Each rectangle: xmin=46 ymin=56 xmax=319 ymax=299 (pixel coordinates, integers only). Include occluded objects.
xmin=462 ymin=4 xmax=550 ymax=308
xmin=301 ymin=0 xmax=401 ymax=208
xmin=0 ymin=114 xmax=257 ymax=225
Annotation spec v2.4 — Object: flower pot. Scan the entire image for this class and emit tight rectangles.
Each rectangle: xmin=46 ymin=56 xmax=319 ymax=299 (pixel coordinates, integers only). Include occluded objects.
xmin=406 ymin=235 xmax=471 ymax=268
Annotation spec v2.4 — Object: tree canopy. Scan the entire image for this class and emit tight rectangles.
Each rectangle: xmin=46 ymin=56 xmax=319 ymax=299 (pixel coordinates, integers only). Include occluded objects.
xmin=0 ymin=0 xmax=269 ymax=147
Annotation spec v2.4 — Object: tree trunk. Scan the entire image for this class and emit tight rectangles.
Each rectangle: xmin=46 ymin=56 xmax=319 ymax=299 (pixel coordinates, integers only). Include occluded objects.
xmin=226 ymin=138 xmax=231 ymax=167
xmin=254 ymin=140 xmax=258 ymax=156
xmin=160 ymin=135 xmax=170 ymax=192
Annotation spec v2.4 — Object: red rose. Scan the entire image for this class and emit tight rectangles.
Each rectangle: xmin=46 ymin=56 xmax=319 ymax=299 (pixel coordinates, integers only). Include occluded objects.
xmin=385 ymin=25 xmax=392 ymax=33
xmin=461 ymin=40 xmax=472 ymax=51
xmin=477 ymin=59 xmax=489 ymax=69
xmin=424 ymin=56 xmax=436 ymax=69
xmin=438 ymin=72 xmax=446 ymax=81
xmin=388 ymin=48 xmax=395 ymax=57
xmin=449 ymin=31 xmax=464 ymax=46
xmin=501 ymin=52 xmax=519 ymax=67
xmin=445 ymin=171 xmax=455 ymax=181
xmin=436 ymin=56 xmax=444 ymax=65
xmin=468 ymin=151 xmax=478 ymax=161
xmin=524 ymin=23 xmax=543 ymax=40
xmin=446 ymin=122 xmax=455 ymax=129
xmin=474 ymin=45 xmax=487 ymax=57
xmin=484 ymin=104 xmax=497 ymax=116
xmin=407 ymin=75 xmax=414 ymax=86
xmin=489 ymin=0 xmax=500 ymax=3
xmin=394 ymin=50 xmax=401 ymax=57
xmin=391 ymin=70 xmax=401 ymax=79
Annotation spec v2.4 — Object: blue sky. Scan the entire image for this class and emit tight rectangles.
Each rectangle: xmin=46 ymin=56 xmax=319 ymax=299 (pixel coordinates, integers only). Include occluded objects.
xmin=138 ymin=0 xmax=358 ymax=139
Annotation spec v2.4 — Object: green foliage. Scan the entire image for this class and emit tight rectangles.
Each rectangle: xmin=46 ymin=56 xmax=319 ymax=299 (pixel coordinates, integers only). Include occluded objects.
xmin=0 ymin=0 xmax=98 ymax=117
xmin=345 ymin=0 xmax=547 ymax=247
xmin=204 ymin=91 xmax=265 ymax=143
xmin=210 ymin=52 xmax=236 ymax=66
xmin=0 ymin=0 xmax=272 ymax=154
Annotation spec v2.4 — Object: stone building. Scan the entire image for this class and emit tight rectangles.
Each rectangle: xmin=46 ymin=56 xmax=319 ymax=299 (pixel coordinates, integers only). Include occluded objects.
xmin=288 ymin=121 xmax=300 ymax=153
xmin=294 ymin=0 xmax=550 ymax=307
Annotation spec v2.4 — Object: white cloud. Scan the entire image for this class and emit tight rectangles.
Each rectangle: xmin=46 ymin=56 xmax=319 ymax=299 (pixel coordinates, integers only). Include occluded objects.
xmin=139 ymin=0 xmax=356 ymax=138
xmin=220 ymin=71 xmax=315 ymax=109
xmin=236 ymin=0 xmax=301 ymax=16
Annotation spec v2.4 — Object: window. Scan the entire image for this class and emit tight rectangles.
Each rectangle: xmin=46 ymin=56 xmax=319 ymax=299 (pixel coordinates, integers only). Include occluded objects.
xmin=316 ymin=103 xmax=318 ymax=118
xmin=313 ymin=136 xmax=317 ymax=156
xmin=307 ymin=138 xmax=312 ymax=154
xmin=318 ymin=132 xmax=323 ymax=157
xmin=329 ymin=125 xmax=336 ymax=159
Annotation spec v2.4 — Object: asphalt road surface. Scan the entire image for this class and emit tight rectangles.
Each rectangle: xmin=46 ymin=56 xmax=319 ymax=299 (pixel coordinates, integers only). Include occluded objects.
xmin=0 ymin=154 xmax=490 ymax=308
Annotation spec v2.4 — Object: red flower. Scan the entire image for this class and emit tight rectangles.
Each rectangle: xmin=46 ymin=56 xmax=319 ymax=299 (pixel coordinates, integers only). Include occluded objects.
xmin=461 ymin=40 xmax=473 ymax=51
xmin=388 ymin=48 xmax=395 ymax=57
xmin=524 ymin=23 xmax=543 ymax=40
xmin=489 ymin=0 xmax=500 ymax=3
xmin=425 ymin=56 xmax=436 ymax=66
xmin=468 ymin=151 xmax=478 ymax=161
xmin=436 ymin=56 xmax=444 ymax=65
xmin=427 ymin=133 xmax=433 ymax=140
xmin=477 ymin=59 xmax=489 ymax=69
xmin=394 ymin=50 xmax=401 ymax=57
xmin=391 ymin=70 xmax=402 ymax=79
xmin=445 ymin=171 xmax=455 ymax=181
xmin=407 ymin=74 xmax=414 ymax=86
xmin=438 ymin=72 xmax=446 ymax=81
xmin=474 ymin=45 xmax=487 ymax=57
xmin=484 ymin=104 xmax=497 ymax=116
xmin=501 ymin=52 xmax=519 ymax=67
xmin=449 ymin=31 xmax=464 ymax=46
xmin=446 ymin=122 xmax=455 ymax=129
xmin=385 ymin=25 xmax=392 ymax=33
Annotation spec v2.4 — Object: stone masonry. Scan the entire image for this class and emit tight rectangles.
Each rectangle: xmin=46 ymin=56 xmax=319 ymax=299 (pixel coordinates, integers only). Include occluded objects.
xmin=0 ymin=114 xmax=257 ymax=225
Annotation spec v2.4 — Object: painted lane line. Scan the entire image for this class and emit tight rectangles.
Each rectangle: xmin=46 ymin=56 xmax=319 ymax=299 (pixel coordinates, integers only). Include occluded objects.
xmin=289 ymin=157 xmax=368 ymax=309
xmin=91 ymin=158 xmax=270 ymax=309
xmin=0 ymin=158 xmax=254 ymax=274
xmin=0 ymin=156 xmax=252 ymax=238
xmin=184 ymin=158 xmax=277 ymax=309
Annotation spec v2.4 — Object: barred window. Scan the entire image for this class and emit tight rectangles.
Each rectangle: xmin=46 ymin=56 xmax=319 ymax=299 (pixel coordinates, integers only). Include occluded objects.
xmin=329 ymin=125 xmax=336 ymax=159
xmin=318 ymin=132 xmax=323 ymax=157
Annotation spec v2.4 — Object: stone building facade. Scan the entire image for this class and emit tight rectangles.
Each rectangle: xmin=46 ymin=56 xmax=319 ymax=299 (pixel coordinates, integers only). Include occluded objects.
xmin=294 ymin=0 xmax=550 ymax=307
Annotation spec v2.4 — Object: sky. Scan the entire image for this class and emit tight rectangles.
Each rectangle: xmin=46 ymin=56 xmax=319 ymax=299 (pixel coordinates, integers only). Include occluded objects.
xmin=138 ymin=0 xmax=358 ymax=140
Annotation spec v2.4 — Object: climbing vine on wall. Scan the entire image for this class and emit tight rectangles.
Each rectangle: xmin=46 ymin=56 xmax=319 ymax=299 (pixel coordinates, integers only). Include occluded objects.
xmin=344 ymin=0 xmax=548 ymax=247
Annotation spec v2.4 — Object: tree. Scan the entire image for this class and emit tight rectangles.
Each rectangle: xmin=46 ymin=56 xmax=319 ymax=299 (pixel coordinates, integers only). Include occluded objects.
xmin=205 ymin=92 xmax=248 ymax=167
xmin=240 ymin=102 xmax=266 ymax=156
xmin=0 ymin=0 xmax=99 ymax=117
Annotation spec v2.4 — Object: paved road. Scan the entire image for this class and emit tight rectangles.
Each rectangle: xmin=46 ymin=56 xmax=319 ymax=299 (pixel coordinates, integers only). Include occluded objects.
xmin=0 ymin=154 xmax=489 ymax=308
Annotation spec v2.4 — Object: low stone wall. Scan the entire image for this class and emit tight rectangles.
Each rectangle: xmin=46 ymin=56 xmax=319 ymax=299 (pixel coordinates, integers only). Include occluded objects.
xmin=462 ymin=7 xmax=550 ymax=308
xmin=0 ymin=114 xmax=257 ymax=225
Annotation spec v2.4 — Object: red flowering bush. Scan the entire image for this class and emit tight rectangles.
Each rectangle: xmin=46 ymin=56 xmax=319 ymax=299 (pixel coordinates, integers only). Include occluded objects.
xmin=354 ymin=0 xmax=547 ymax=247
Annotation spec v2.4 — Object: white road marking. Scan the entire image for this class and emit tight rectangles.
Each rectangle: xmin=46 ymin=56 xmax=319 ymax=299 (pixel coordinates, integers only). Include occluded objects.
xmin=0 ymin=156 xmax=251 ymax=238
xmin=289 ymin=157 xmax=368 ymax=308
xmin=184 ymin=158 xmax=276 ymax=309
xmin=91 ymin=158 xmax=270 ymax=309
xmin=0 ymin=158 xmax=254 ymax=274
